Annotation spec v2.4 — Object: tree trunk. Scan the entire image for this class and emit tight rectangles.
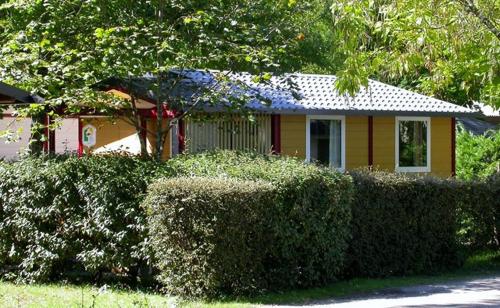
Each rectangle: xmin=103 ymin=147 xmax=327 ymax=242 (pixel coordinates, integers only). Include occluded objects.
xmin=139 ymin=116 xmax=148 ymax=158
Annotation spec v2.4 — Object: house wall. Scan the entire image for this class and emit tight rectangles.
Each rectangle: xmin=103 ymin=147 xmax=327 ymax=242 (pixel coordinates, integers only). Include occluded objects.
xmin=80 ymin=117 xmax=172 ymax=158
xmin=81 ymin=117 xmax=146 ymax=155
xmin=372 ymin=116 xmax=396 ymax=171
xmin=65 ymin=114 xmax=453 ymax=178
xmin=346 ymin=116 xmax=369 ymax=169
xmin=280 ymin=115 xmax=306 ymax=158
xmin=55 ymin=118 xmax=79 ymax=153
xmin=278 ymin=114 xmax=453 ymax=178
xmin=431 ymin=117 xmax=452 ymax=178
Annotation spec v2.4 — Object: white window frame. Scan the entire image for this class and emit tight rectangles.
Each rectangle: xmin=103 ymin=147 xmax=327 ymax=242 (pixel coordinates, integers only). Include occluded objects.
xmin=395 ymin=116 xmax=431 ymax=173
xmin=306 ymin=115 xmax=346 ymax=172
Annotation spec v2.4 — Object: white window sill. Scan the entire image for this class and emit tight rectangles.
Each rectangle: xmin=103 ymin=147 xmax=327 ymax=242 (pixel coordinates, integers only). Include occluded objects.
xmin=395 ymin=166 xmax=431 ymax=173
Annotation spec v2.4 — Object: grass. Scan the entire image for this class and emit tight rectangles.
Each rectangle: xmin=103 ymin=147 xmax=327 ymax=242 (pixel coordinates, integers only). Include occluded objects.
xmin=1 ymin=250 xmax=499 ymax=308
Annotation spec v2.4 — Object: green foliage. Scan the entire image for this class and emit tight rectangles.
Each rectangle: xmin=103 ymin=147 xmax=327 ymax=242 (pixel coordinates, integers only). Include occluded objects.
xmin=330 ymin=0 xmax=500 ymax=107
xmin=147 ymin=151 xmax=353 ymax=297
xmin=456 ymin=128 xmax=500 ymax=180
xmin=348 ymin=170 xmax=463 ymax=277
xmin=0 ymin=150 xmax=498 ymax=298
xmin=0 ymin=154 xmax=170 ymax=283
xmin=456 ymin=173 xmax=500 ymax=249
xmin=0 ymin=0 xmax=303 ymax=104
xmin=145 ymin=177 xmax=276 ymax=297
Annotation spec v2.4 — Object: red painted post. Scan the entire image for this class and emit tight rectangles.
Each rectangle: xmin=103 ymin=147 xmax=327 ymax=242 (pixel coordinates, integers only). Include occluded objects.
xmin=451 ymin=117 xmax=456 ymax=177
xmin=271 ymin=114 xmax=281 ymax=154
xmin=368 ymin=116 xmax=373 ymax=167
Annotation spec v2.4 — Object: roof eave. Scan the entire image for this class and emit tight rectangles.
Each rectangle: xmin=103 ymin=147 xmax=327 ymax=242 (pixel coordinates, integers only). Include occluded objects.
xmin=251 ymin=108 xmax=480 ymax=117
xmin=0 ymin=82 xmax=44 ymax=105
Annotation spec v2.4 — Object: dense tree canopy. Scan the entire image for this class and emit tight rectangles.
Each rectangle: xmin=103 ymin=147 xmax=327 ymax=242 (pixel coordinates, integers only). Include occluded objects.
xmin=0 ymin=0 xmax=304 ymax=98
xmin=330 ymin=0 xmax=499 ymax=107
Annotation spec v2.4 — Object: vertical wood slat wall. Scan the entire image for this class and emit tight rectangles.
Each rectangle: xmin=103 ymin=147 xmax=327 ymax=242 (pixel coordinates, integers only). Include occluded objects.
xmin=185 ymin=115 xmax=272 ymax=154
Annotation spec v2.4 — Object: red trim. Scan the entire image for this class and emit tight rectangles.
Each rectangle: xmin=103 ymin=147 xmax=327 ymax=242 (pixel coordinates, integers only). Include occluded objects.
xmin=368 ymin=116 xmax=373 ymax=167
xmin=178 ymin=118 xmax=185 ymax=154
xmin=451 ymin=117 xmax=456 ymax=177
xmin=271 ymin=114 xmax=281 ymax=154
xmin=77 ymin=117 xmax=83 ymax=157
xmin=146 ymin=107 xmax=175 ymax=119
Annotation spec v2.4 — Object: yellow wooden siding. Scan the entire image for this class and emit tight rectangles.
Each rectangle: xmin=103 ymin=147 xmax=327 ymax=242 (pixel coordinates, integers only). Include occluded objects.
xmin=82 ymin=118 xmax=137 ymax=150
xmin=280 ymin=115 xmax=306 ymax=158
xmin=431 ymin=117 xmax=452 ymax=178
xmin=372 ymin=117 xmax=395 ymax=172
xmin=346 ymin=116 xmax=369 ymax=170
xmin=82 ymin=115 xmax=452 ymax=177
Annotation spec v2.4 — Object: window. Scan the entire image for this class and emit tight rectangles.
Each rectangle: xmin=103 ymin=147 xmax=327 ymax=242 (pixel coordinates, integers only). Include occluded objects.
xmin=306 ymin=115 xmax=345 ymax=170
xmin=395 ymin=117 xmax=431 ymax=172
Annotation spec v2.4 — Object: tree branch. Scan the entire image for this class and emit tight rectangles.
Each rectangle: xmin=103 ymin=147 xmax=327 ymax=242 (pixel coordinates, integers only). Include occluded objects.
xmin=456 ymin=0 xmax=500 ymax=41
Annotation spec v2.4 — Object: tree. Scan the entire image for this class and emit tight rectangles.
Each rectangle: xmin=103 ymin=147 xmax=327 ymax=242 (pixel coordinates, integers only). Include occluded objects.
xmin=0 ymin=0 xmax=304 ymax=159
xmin=456 ymin=128 xmax=500 ymax=180
xmin=330 ymin=0 xmax=499 ymax=108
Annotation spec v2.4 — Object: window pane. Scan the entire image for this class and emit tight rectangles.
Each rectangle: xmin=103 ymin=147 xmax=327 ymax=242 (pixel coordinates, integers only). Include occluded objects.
xmin=399 ymin=120 xmax=427 ymax=167
xmin=310 ymin=119 xmax=342 ymax=168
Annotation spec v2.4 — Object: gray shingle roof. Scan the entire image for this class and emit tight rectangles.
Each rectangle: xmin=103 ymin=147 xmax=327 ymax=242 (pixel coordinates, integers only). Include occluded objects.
xmin=189 ymin=70 xmax=477 ymax=116
xmin=98 ymin=70 xmax=477 ymax=116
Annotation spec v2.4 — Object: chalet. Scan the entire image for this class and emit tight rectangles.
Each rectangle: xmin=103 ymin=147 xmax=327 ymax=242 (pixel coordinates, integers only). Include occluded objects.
xmin=1 ymin=71 xmax=478 ymax=178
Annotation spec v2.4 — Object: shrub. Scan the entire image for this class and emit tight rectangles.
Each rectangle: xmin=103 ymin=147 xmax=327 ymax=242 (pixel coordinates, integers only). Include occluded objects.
xmin=349 ymin=170 xmax=463 ymax=277
xmin=146 ymin=177 xmax=276 ymax=297
xmin=148 ymin=151 xmax=353 ymax=296
xmin=456 ymin=173 xmax=500 ymax=249
xmin=0 ymin=154 xmax=170 ymax=283
xmin=457 ymin=129 xmax=500 ymax=180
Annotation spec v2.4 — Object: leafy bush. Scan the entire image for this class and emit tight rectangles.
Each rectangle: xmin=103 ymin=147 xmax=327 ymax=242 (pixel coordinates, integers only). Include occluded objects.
xmin=0 ymin=154 xmax=170 ymax=283
xmin=146 ymin=177 xmax=276 ymax=297
xmin=348 ymin=170 xmax=463 ymax=277
xmin=148 ymin=151 xmax=353 ymax=297
xmin=456 ymin=173 xmax=500 ymax=249
xmin=457 ymin=129 xmax=500 ymax=180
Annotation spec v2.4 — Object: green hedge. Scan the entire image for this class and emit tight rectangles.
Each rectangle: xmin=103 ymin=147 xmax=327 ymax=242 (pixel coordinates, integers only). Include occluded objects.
xmin=456 ymin=173 xmax=500 ymax=249
xmin=1 ymin=150 xmax=497 ymax=296
xmin=348 ymin=170 xmax=463 ymax=277
xmin=0 ymin=155 xmax=169 ymax=283
xmin=149 ymin=151 xmax=353 ymax=296
xmin=146 ymin=177 xmax=276 ymax=297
